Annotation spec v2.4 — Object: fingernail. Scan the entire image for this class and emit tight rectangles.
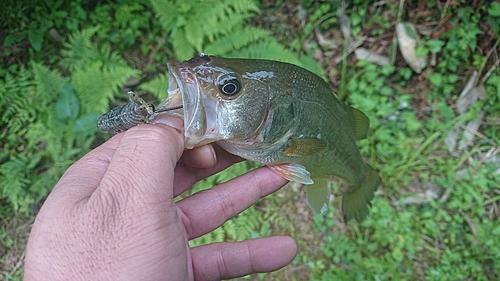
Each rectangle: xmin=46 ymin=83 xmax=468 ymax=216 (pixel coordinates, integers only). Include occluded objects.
xmin=208 ymin=144 xmax=217 ymax=164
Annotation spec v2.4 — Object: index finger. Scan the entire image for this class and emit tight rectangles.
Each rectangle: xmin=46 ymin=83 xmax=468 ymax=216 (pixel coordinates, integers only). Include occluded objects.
xmin=52 ymin=117 xmax=185 ymax=205
xmin=96 ymin=119 xmax=185 ymax=205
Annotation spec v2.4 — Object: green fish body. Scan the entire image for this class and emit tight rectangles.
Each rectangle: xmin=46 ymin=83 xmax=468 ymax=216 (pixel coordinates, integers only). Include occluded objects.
xmin=164 ymin=55 xmax=381 ymax=222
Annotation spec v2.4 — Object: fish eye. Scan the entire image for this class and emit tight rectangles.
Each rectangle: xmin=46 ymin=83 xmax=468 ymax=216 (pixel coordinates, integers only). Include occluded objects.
xmin=217 ymin=73 xmax=242 ymax=97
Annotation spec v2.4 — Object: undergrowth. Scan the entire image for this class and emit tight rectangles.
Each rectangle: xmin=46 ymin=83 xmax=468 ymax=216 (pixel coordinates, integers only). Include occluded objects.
xmin=1 ymin=0 xmax=499 ymax=280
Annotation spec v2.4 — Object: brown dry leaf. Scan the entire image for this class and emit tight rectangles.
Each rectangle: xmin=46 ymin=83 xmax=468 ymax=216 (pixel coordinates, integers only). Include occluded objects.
xmin=445 ymin=71 xmax=487 ymax=152
xmin=354 ymin=48 xmax=390 ymax=66
xmin=396 ymin=22 xmax=427 ymax=73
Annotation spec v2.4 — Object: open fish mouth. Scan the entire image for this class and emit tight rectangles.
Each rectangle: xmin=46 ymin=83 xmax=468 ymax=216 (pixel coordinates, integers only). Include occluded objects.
xmin=164 ymin=61 xmax=219 ymax=148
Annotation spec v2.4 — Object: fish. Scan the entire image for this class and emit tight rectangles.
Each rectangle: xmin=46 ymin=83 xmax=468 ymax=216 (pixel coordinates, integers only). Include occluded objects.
xmin=165 ymin=54 xmax=381 ymax=222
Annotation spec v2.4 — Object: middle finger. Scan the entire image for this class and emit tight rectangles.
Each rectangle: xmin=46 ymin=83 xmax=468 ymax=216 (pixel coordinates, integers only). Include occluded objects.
xmin=175 ymin=166 xmax=288 ymax=240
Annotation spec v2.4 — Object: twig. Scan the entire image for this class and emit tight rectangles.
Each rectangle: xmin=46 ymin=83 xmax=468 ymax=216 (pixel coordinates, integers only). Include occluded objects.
xmin=440 ymin=0 xmax=451 ymax=24
xmin=478 ymin=37 xmax=500 ymax=86
xmin=397 ymin=0 xmax=405 ymax=22
xmin=333 ymin=37 xmax=366 ymax=65
xmin=461 ymin=211 xmax=477 ymax=235
xmin=391 ymin=0 xmax=405 ymax=64
xmin=11 ymin=251 xmax=25 ymax=274
xmin=440 ymin=188 xmax=453 ymax=204
xmin=479 ymin=146 xmax=500 ymax=166
xmin=457 ymin=121 xmax=488 ymax=140
xmin=481 ymin=58 xmax=500 ymax=85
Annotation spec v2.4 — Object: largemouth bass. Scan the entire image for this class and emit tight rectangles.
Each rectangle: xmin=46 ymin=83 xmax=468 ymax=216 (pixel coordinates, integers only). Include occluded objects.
xmin=96 ymin=54 xmax=380 ymax=222
xmin=161 ymin=54 xmax=382 ymax=223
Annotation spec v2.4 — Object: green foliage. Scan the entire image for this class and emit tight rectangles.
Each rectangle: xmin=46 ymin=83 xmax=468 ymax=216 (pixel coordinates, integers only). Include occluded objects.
xmin=151 ymin=0 xmax=259 ymax=60
xmin=72 ymin=61 xmax=139 ymax=114
xmin=1 ymin=26 xmax=140 ymax=213
xmin=138 ymin=73 xmax=170 ymax=102
xmin=1 ymin=67 xmax=47 ymax=212
xmin=1 ymin=0 xmax=88 ymax=58
xmin=422 ymin=167 xmax=500 ymax=281
xmin=434 ymin=6 xmax=482 ymax=75
xmin=2 ymin=1 xmax=499 ymax=280
xmin=149 ymin=0 xmax=325 ymax=76
xmin=186 ymin=162 xmax=265 ymax=247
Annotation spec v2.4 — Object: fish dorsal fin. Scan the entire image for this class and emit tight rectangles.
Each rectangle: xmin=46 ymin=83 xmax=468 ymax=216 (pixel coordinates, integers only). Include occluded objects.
xmin=306 ymin=178 xmax=331 ymax=215
xmin=283 ymin=138 xmax=326 ymax=157
xmin=268 ymin=163 xmax=313 ymax=185
xmin=349 ymin=106 xmax=370 ymax=140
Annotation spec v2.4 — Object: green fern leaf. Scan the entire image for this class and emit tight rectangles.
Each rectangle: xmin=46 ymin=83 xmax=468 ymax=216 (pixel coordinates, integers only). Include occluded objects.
xmin=223 ymin=219 xmax=237 ymax=240
xmin=232 ymin=40 xmax=326 ymax=79
xmin=172 ymin=28 xmax=197 ymax=60
xmin=204 ymin=27 xmax=271 ymax=55
xmin=40 ymin=112 xmax=69 ymax=161
xmin=230 ymin=0 xmax=260 ymax=14
xmin=1 ymin=68 xmax=37 ymax=145
xmin=150 ymin=0 xmax=178 ymax=31
xmin=97 ymin=43 xmax=128 ymax=68
xmin=213 ymin=225 xmax=225 ymax=242
xmin=138 ymin=73 xmax=170 ymax=102
xmin=61 ymin=26 xmax=101 ymax=70
xmin=0 ymin=156 xmax=36 ymax=212
xmin=32 ymin=62 xmax=68 ymax=106
xmin=71 ymin=61 xmax=140 ymax=114
xmin=151 ymin=0 xmax=262 ymax=59
xmin=184 ymin=16 xmax=205 ymax=52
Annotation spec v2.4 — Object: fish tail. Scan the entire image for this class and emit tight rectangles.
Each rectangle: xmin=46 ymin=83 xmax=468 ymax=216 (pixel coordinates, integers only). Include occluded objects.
xmin=342 ymin=165 xmax=381 ymax=223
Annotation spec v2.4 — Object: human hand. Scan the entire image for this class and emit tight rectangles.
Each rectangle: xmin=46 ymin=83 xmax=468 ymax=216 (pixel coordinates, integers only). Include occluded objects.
xmin=24 ymin=116 xmax=297 ymax=281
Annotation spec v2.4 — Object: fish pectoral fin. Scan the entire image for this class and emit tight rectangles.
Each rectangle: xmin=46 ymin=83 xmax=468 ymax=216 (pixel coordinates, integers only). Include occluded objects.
xmin=268 ymin=163 xmax=313 ymax=185
xmin=283 ymin=138 xmax=326 ymax=157
xmin=306 ymin=178 xmax=331 ymax=216
xmin=342 ymin=165 xmax=381 ymax=223
xmin=349 ymin=106 xmax=370 ymax=140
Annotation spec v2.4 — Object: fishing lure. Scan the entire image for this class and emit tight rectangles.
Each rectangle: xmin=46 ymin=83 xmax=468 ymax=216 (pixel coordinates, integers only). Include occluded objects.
xmin=97 ymin=91 xmax=182 ymax=135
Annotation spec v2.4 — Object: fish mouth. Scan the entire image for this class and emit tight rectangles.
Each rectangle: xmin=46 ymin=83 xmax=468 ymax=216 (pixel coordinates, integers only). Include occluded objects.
xmin=165 ymin=62 xmax=219 ymax=148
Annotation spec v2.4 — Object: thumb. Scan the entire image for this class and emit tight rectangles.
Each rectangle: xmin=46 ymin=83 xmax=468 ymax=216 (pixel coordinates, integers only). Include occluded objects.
xmin=95 ymin=116 xmax=185 ymax=206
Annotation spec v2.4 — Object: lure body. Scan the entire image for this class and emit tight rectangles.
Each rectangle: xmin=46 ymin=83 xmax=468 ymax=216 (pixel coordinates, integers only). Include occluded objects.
xmin=97 ymin=91 xmax=155 ymax=135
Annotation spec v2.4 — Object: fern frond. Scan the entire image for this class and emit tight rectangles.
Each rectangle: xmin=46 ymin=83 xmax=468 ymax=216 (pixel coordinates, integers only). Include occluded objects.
xmin=0 ymin=155 xmax=38 ymax=212
xmin=172 ymin=28 xmax=197 ymax=60
xmin=0 ymin=68 xmax=37 ymax=144
xmin=0 ymin=68 xmax=36 ymax=130
xmin=71 ymin=61 xmax=140 ymax=114
xmin=60 ymin=26 xmax=101 ymax=70
xmin=213 ymin=224 xmax=226 ymax=242
xmin=2 ymin=91 xmax=35 ymax=139
xmin=97 ymin=43 xmax=128 ymax=68
xmin=204 ymin=0 xmax=258 ymax=38
xmin=223 ymin=219 xmax=237 ymax=240
xmin=232 ymin=40 xmax=326 ymax=78
xmin=32 ymin=62 xmax=68 ymax=105
xmin=184 ymin=14 xmax=204 ymax=52
xmin=138 ymin=72 xmax=169 ymax=102
xmin=151 ymin=0 xmax=262 ymax=59
xmin=230 ymin=0 xmax=260 ymax=14
xmin=235 ymin=207 xmax=261 ymax=241
xmin=204 ymin=27 xmax=271 ymax=55
xmin=230 ymin=40 xmax=299 ymax=63
xmin=150 ymin=0 xmax=178 ymax=31
xmin=40 ymin=112 xmax=67 ymax=160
